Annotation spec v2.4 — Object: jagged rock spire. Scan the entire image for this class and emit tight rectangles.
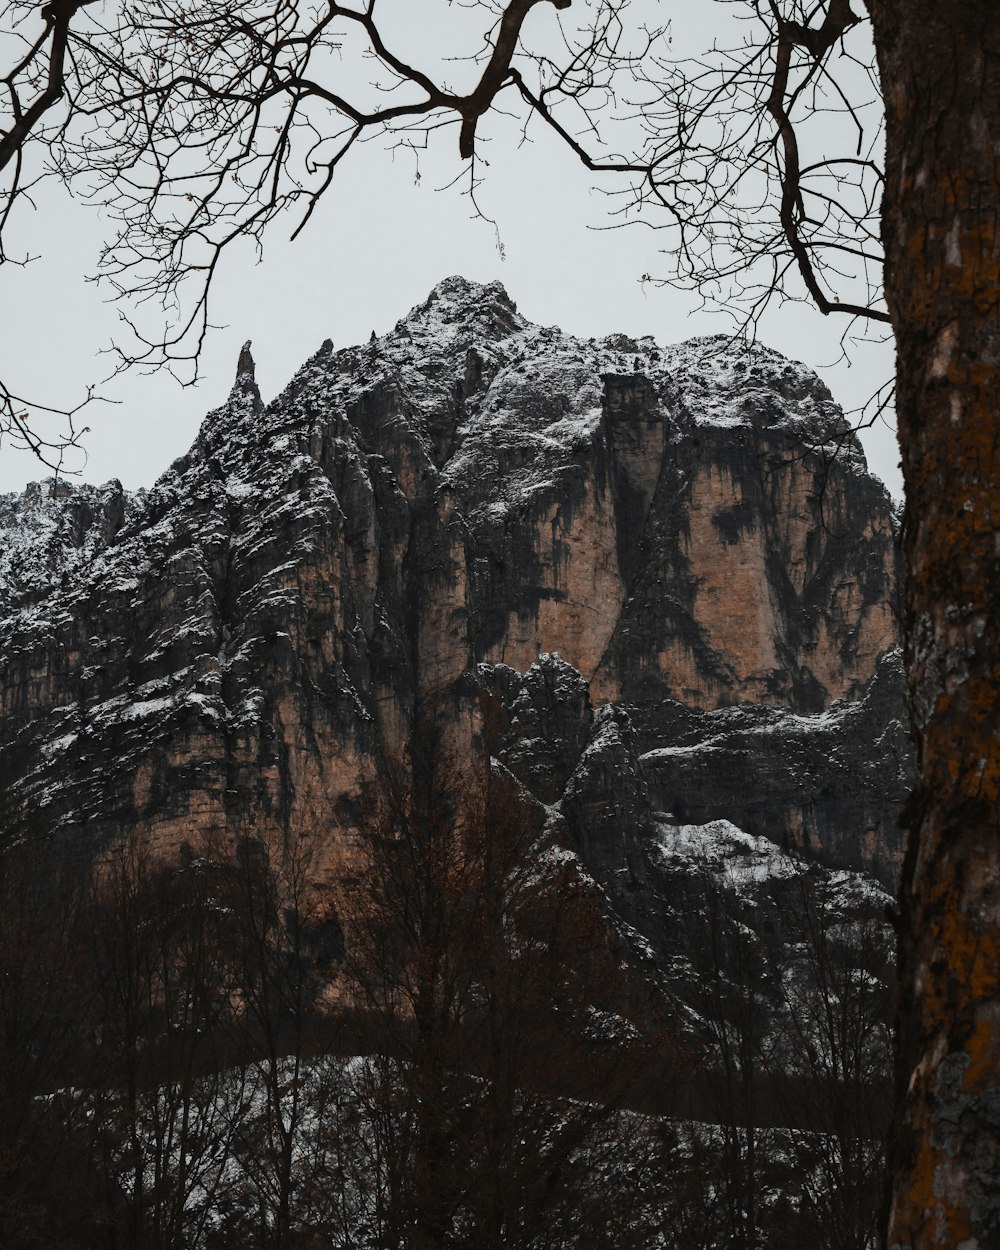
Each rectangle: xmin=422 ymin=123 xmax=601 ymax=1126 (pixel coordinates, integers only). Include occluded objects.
xmin=237 ymin=340 xmax=255 ymax=382
xmin=232 ymin=339 xmax=263 ymax=412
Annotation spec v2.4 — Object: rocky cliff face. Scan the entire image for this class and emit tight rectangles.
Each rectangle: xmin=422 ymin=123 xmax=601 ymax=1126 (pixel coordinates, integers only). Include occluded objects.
xmin=0 ymin=277 xmax=908 ymax=978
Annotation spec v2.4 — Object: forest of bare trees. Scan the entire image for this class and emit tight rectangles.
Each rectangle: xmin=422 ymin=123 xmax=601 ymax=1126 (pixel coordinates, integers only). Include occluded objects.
xmin=0 ymin=764 xmax=895 ymax=1250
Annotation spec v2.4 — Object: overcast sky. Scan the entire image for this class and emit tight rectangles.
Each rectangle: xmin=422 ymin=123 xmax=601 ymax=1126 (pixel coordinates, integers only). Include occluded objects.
xmin=0 ymin=1 xmax=900 ymax=499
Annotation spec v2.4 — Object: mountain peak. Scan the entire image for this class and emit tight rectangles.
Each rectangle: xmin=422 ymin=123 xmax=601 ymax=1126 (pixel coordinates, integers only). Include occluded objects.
xmin=427 ymin=274 xmax=515 ymax=307
xmin=398 ymin=276 xmax=525 ymax=344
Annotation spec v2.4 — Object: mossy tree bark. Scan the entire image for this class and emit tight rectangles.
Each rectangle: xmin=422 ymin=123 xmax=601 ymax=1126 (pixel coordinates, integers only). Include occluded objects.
xmin=867 ymin=2 xmax=1000 ymax=1245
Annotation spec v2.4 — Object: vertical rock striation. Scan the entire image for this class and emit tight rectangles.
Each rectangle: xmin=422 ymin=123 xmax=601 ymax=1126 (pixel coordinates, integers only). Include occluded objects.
xmin=0 ymin=277 xmax=908 ymax=913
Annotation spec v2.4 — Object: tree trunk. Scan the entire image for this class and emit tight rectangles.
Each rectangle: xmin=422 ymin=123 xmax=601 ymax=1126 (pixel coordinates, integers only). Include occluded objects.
xmin=867 ymin=3 xmax=1000 ymax=1245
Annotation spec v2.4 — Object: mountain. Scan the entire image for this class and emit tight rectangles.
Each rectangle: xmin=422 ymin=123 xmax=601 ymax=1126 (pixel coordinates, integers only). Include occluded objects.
xmin=0 ymin=276 xmax=909 ymax=981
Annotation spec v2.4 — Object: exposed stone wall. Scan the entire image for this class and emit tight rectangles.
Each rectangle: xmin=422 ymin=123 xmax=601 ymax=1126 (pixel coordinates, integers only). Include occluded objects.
xmin=0 ymin=278 xmax=905 ymax=897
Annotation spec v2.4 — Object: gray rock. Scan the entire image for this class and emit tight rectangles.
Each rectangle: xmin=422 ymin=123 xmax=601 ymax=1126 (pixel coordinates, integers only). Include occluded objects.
xmin=0 ymin=278 xmax=909 ymax=957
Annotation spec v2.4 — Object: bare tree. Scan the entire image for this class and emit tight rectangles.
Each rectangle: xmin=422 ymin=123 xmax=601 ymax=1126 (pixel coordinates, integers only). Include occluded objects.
xmin=668 ymin=860 xmax=895 ymax=1250
xmin=776 ymin=877 xmax=894 ymax=1250
xmin=0 ymin=829 xmax=93 ymax=1249
xmin=676 ymin=865 xmax=778 ymax=1250
xmin=0 ymin=0 xmax=660 ymax=464
xmin=339 ymin=747 xmax=660 ymax=1250
xmin=626 ymin=3 xmax=887 ymax=325
xmin=210 ymin=827 xmax=341 ymax=1249
xmin=84 ymin=832 xmax=246 ymax=1250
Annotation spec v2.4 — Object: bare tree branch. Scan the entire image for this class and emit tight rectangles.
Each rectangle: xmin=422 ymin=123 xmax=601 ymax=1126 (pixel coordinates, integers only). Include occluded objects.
xmin=0 ymin=0 xmax=890 ymax=474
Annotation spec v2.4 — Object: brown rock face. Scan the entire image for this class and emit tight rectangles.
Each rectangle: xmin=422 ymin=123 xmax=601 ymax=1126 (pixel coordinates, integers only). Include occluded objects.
xmin=0 ymin=277 xmax=906 ymax=894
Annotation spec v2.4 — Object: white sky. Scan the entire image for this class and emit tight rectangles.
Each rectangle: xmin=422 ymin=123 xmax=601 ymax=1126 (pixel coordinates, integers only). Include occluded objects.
xmin=0 ymin=1 xmax=901 ymax=499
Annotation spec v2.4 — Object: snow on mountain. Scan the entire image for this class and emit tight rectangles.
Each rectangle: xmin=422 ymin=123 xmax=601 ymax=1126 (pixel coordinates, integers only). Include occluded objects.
xmin=0 ymin=277 xmax=907 ymax=1012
